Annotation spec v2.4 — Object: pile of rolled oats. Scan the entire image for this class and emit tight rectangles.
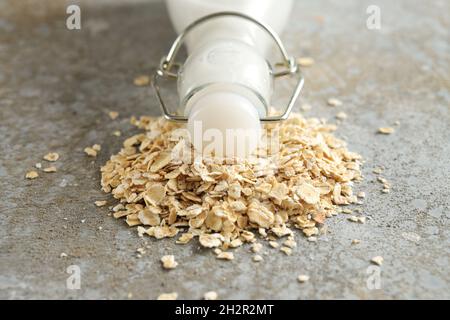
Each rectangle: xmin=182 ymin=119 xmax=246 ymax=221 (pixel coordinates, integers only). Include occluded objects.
xmin=100 ymin=113 xmax=362 ymax=252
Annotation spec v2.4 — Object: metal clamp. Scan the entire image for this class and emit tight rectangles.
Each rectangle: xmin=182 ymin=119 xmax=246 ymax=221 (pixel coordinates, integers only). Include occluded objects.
xmin=152 ymin=11 xmax=304 ymax=122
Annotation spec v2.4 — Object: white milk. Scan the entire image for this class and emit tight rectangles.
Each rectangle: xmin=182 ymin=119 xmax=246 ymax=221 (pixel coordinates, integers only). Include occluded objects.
xmin=165 ymin=0 xmax=293 ymax=157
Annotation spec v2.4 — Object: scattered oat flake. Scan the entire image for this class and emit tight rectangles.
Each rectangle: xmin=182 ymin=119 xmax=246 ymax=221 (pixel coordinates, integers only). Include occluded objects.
xmin=351 ymin=239 xmax=361 ymax=245
xmin=84 ymin=147 xmax=98 ymax=157
xmin=373 ymin=167 xmax=384 ymax=174
xmin=251 ymin=243 xmax=263 ymax=253
xmin=204 ymin=291 xmax=218 ymax=300
xmin=35 ymin=163 xmax=42 ymax=169
xmin=176 ymin=233 xmax=194 ymax=244
xmin=297 ymin=274 xmax=310 ymax=283
xmin=230 ymin=238 xmax=243 ymax=248
xmin=297 ymin=57 xmax=315 ymax=67
xmin=95 ymin=200 xmax=107 ymax=207
xmin=258 ymin=228 xmax=267 ymax=237
xmin=327 ymin=98 xmax=343 ymax=107
xmin=60 ymin=252 xmax=68 ymax=258
xmin=253 ymin=255 xmax=263 ymax=262
xmin=283 ymin=238 xmax=297 ymax=248
xmin=217 ymin=252 xmax=234 ymax=261
xmin=348 ymin=216 xmax=366 ymax=224
xmin=280 ymin=247 xmax=292 ymax=255
xmin=134 ymin=75 xmax=150 ymax=86
xmin=43 ymin=152 xmax=59 ymax=162
xmin=199 ymin=234 xmax=222 ymax=248
xmin=377 ymin=176 xmax=387 ymax=183
xmin=43 ymin=166 xmax=57 ymax=173
xmin=303 ymin=227 xmax=319 ymax=237
xmin=378 ymin=127 xmax=395 ymax=134
xmin=357 ymin=191 xmax=366 ymax=198
xmin=157 ymin=292 xmax=178 ymax=300
xmin=161 ymin=255 xmax=178 ymax=269
xmin=336 ymin=112 xmax=348 ymax=120
xmin=371 ymin=256 xmax=384 ymax=266
xmin=112 ymin=130 xmax=122 ymax=137
xmin=25 ymin=171 xmax=39 ymax=179
xmin=136 ymin=226 xmax=146 ymax=237
xmin=109 ymin=111 xmax=119 ymax=120
xmin=269 ymin=241 xmax=279 ymax=248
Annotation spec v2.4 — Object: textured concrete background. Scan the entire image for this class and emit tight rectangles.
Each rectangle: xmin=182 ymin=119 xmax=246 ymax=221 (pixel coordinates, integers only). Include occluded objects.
xmin=0 ymin=0 xmax=449 ymax=299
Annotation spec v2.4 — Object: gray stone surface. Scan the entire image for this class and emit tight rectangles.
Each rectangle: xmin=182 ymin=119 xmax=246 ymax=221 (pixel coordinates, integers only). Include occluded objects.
xmin=0 ymin=0 xmax=449 ymax=299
